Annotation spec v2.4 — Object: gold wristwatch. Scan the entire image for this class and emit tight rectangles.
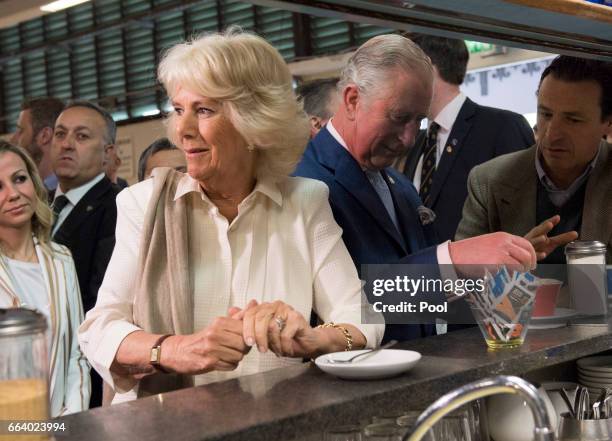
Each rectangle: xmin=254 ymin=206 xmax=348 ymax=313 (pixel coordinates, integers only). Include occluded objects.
xmin=150 ymin=334 xmax=173 ymax=373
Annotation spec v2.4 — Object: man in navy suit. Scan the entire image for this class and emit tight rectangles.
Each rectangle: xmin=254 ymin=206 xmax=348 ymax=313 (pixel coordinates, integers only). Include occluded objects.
xmin=400 ymin=35 xmax=534 ymax=242
xmin=295 ymin=34 xmax=537 ymax=342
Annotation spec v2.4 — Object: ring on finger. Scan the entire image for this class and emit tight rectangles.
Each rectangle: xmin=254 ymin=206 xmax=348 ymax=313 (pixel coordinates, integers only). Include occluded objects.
xmin=274 ymin=316 xmax=286 ymax=332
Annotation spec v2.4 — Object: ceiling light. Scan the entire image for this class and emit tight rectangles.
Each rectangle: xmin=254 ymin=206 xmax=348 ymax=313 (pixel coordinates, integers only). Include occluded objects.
xmin=41 ymin=0 xmax=91 ymax=13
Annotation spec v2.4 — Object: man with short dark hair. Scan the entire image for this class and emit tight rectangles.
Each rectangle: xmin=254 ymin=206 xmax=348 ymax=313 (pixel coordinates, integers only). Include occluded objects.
xmin=457 ymin=56 xmax=612 ymax=263
xmin=297 ymin=78 xmax=340 ymax=138
xmin=11 ymin=97 xmax=64 ymax=190
xmin=51 ymin=100 xmax=121 ymax=408
xmin=400 ymin=35 xmax=534 ymax=242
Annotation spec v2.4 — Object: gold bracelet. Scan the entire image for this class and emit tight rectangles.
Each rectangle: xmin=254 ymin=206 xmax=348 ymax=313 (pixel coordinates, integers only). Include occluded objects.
xmin=316 ymin=322 xmax=353 ymax=351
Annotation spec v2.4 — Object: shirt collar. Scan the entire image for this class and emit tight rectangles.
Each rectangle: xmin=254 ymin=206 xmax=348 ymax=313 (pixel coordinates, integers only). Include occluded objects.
xmin=433 ymin=92 xmax=466 ymax=132
xmin=326 ymin=118 xmax=349 ymax=150
xmin=327 ymin=118 xmax=373 ymax=172
xmin=535 ymin=145 xmax=600 ymax=191
xmin=174 ymin=173 xmax=283 ymax=207
xmin=54 ymin=173 xmax=105 ymax=206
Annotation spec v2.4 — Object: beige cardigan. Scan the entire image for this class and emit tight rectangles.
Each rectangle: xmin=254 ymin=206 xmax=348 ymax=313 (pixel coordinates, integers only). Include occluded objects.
xmin=131 ymin=168 xmax=195 ymax=396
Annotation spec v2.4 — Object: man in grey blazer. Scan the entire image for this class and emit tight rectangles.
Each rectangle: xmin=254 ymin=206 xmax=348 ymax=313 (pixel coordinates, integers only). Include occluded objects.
xmin=456 ymin=56 xmax=612 ymax=264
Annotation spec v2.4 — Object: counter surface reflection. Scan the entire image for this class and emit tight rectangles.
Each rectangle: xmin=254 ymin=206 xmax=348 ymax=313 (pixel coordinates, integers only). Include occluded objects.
xmin=57 ymin=325 xmax=612 ymax=441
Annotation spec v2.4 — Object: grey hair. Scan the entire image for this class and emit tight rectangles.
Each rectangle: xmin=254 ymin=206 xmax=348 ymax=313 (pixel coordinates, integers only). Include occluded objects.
xmin=338 ymin=34 xmax=433 ymax=97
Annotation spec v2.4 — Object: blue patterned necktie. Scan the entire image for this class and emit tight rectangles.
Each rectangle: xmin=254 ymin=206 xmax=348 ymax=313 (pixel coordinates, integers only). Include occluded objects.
xmin=419 ymin=122 xmax=440 ymax=205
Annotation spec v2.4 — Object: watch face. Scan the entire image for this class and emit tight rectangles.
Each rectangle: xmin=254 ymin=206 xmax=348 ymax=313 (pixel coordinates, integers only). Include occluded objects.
xmin=150 ymin=347 xmax=160 ymax=363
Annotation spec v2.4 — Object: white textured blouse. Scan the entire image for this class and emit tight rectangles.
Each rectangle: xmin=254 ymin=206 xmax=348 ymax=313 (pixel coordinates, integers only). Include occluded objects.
xmin=79 ymin=173 xmax=384 ymax=403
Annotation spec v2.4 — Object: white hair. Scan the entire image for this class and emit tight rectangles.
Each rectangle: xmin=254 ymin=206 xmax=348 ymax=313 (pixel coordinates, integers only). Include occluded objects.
xmin=338 ymin=34 xmax=433 ymax=97
xmin=158 ymin=27 xmax=310 ymax=181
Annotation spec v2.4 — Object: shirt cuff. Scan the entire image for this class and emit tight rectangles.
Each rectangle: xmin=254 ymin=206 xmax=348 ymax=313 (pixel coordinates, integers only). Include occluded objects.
xmin=353 ymin=323 xmax=385 ymax=349
xmin=91 ymin=322 xmax=142 ymax=393
xmin=436 ymin=240 xmax=458 ymax=279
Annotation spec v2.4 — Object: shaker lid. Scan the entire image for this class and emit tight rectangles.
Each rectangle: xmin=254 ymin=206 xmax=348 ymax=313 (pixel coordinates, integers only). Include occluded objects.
xmin=0 ymin=308 xmax=47 ymax=337
xmin=565 ymin=240 xmax=607 ymax=255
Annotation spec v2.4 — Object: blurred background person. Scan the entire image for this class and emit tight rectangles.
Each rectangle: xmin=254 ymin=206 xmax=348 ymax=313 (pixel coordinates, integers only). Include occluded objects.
xmin=10 ymin=97 xmax=65 ymax=191
xmin=0 ymin=140 xmax=89 ymax=416
xmin=79 ymin=29 xmax=383 ymax=404
xmin=296 ymin=78 xmax=340 ymax=139
xmin=104 ymin=145 xmax=128 ymax=189
xmin=137 ymin=137 xmax=186 ymax=181
xmin=400 ymin=35 xmax=534 ymax=243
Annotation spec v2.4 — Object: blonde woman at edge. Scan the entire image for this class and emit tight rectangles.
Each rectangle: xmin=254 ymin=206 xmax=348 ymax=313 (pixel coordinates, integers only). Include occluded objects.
xmin=79 ymin=29 xmax=384 ymax=403
xmin=0 ymin=140 xmax=90 ymax=416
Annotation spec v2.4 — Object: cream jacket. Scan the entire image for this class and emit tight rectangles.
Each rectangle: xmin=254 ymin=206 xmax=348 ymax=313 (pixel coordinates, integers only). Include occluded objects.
xmin=79 ymin=173 xmax=384 ymax=403
xmin=0 ymin=239 xmax=90 ymax=416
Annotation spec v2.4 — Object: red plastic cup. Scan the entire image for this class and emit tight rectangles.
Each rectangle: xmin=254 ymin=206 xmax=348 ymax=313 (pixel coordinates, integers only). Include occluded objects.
xmin=533 ymin=279 xmax=563 ymax=317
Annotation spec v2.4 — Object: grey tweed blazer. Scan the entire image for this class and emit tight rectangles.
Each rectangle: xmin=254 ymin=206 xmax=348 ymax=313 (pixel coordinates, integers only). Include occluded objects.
xmin=456 ymin=142 xmax=612 ymax=263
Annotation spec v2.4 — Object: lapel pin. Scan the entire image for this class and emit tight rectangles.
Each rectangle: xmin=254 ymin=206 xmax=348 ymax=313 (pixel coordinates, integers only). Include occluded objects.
xmin=86 ymin=206 xmax=93 ymax=212
xmin=388 ymin=176 xmax=395 ymax=184
xmin=446 ymin=145 xmax=453 ymax=153
xmin=451 ymin=138 xmax=458 ymax=146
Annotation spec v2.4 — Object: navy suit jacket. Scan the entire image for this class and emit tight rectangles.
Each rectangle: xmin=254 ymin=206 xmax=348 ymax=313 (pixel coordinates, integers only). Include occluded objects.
xmin=52 ymin=177 xmax=120 ymax=313
xmin=294 ymin=127 xmax=440 ymax=342
xmin=404 ymin=98 xmax=534 ymax=242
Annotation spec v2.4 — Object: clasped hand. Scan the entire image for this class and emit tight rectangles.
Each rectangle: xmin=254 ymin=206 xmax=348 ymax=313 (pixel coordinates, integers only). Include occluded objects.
xmin=230 ymin=299 xmax=322 ymax=358
xmin=163 ymin=300 xmax=320 ymax=376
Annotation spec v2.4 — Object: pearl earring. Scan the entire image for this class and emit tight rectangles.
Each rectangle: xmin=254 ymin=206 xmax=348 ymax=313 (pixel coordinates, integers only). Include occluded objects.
xmin=247 ymin=145 xmax=255 ymax=152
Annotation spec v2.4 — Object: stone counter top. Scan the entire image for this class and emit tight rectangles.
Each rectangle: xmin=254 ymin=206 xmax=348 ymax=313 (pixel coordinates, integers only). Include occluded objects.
xmin=57 ymin=325 xmax=612 ymax=441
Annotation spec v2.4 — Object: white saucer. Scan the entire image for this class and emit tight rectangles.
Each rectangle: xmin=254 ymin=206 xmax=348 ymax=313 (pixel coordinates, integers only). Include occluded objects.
xmin=578 ymin=373 xmax=612 ymax=386
xmin=577 ymin=369 xmax=612 ymax=380
xmin=577 ymin=355 xmax=612 ymax=374
xmin=529 ymin=308 xmax=577 ymax=329
xmin=528 ymin=321 xmax=569 ymax=330
xmin=531 ymin=308 xmax=577 ymax=322
xmin=315 ymin=349 xmax=421 ymax=380
xmin=579 ymin=378 xmax=612 ymax=389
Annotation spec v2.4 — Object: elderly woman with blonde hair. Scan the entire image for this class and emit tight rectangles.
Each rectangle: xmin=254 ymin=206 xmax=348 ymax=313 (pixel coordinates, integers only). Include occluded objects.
xmin=79 ymin=28 xmax=383 ymax=403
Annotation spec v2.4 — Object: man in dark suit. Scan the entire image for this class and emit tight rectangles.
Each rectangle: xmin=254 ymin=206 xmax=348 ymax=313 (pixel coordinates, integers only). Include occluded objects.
xmin=399 ymin=35 xmax=535 ymax=243
xmin=104 ymin=144 xmax=129 ymax=189
xmin=50 ymin=100 xmax=120 ymax=408
xmin=295 ymin=34 xmax=537 ymax=342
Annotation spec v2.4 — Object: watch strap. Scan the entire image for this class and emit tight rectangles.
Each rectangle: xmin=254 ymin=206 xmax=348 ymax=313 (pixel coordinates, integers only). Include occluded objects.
xmin=150 ymin=334 xmax=173 ymax=373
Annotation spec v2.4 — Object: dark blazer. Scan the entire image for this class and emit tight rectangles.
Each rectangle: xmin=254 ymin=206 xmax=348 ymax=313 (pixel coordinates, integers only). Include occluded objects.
xmin=294 ymin=127 xmax=440 ymax=342
xmin=116 ymin=177 xmax=129 ymax=189
xmin=403 ymin=98 xmax=535 ymax=242
xmin=52 ymin=176 xmax=120 ymax=313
